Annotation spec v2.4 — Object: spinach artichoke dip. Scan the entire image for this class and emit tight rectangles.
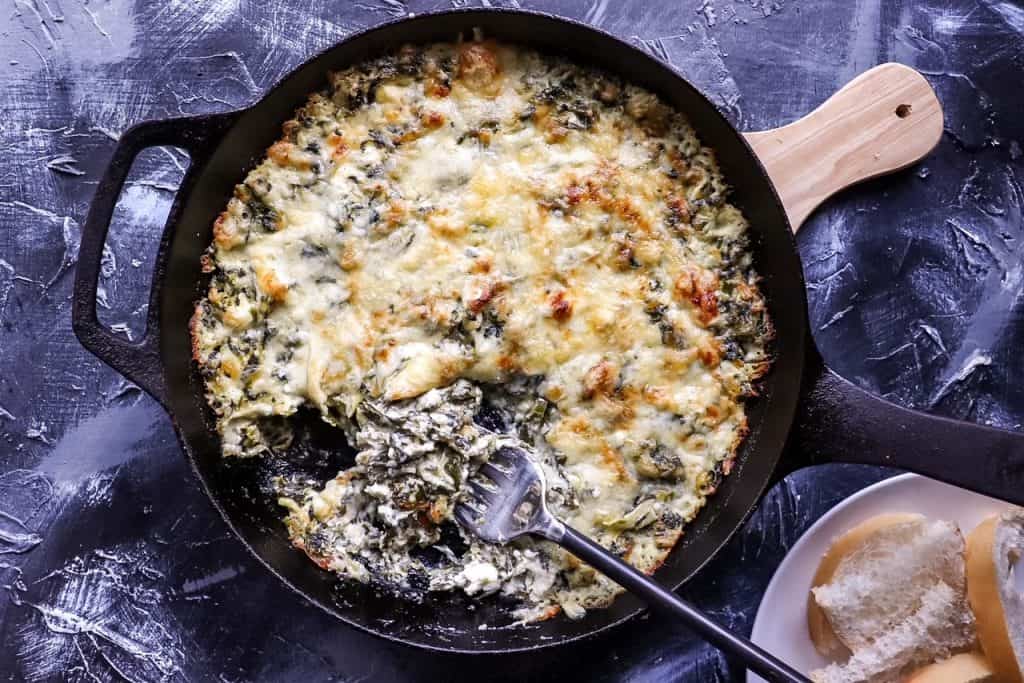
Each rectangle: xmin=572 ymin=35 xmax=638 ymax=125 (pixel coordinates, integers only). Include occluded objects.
xmin=191 ymin=38 xmax=771 ymax=622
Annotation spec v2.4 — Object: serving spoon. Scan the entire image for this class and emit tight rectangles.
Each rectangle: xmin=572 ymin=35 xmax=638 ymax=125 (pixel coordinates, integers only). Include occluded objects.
xmin=455 ymin=445 xmax=810 ymax=683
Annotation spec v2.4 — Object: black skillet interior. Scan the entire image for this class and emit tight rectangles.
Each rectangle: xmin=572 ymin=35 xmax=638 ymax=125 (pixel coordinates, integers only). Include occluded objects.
xmin=126 ymin=9 xmax=808 ymax=652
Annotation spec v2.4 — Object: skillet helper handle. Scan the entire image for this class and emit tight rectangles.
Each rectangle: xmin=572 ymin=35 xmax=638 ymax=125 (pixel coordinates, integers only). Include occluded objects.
xmin=554 ymin=525 xmax=810 ymax=683
xmin=743 ymin=63 xmax=944 ymax=232
xmin=794 ymin=356 xmax=1024 ymax=505
xmin=72 ymin=114 xmax=236 ymax=407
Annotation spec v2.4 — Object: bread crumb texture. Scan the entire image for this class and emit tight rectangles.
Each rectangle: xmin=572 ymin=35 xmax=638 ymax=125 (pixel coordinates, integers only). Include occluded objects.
xmin=810 ymin=516 xmax=980 ymax=683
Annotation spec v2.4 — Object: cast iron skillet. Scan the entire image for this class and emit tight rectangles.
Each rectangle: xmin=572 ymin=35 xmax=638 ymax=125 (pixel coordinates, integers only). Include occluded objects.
xmin=72 ymin=9 xmax=1024 ymax=653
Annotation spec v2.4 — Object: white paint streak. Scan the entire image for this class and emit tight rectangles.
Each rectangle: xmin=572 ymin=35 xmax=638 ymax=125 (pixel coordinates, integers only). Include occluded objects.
xmin=356 ymin=0 xmax=406 ymax=17
xmin=81 ymin=4 xmax=112 ymax=39
xmin=46 ymin=154 xmax=86 ymax=177
xmin=16 ymin=544 xmax=186 ymax=682
xmin=930 ymin=166 xmax=1024 ymax=410
xmin=179 ymin=566 xmax=243 ymax=594
xmin=25 ymin=420 xmax=54 ymax=445
xmin=917 ymin=322 xmax=948 ymax=353
xmin=633 ymin=23 xmax=742 ymax=118
xmin=0 ymin=258 xmax=14 ymax=321
xmin=929 ymin=349 xmax=993 ymax=407
xmin=158 ymin=147 xmax=188 ymax=174
xmin=2 ymin=200 xmax=69 ymax=223
xmin=584 ymin=0 xmax=613 ymax=26
xmin=984 ymin=1 xmax=1024 ymax=34
xmin=91 ymin=126 xmax=121 ymax=142
xmin=818 ymin=304 xmax=855 ymax=331
xmin=0 ymin=403 xmax=185 ymax=679
xmin=866 ymin=340 xmax=917 ymax=362
xmin=46 ymin=216 xmax=81 ymax=290
xmin=13 ymin=0 xmax=58 ymax=49
xmin=128 ymin=179 xmax=180 ymax=193
xmin=0 ymin=510 xmax=43 ymax=555
xmin=108 ymin=323 xmax=133 ymax=341
xmin=927 ymin=3 xmax=981 ymax=35
xmin=186 ymin=51 xmax=259 ymax=94
xmin=114 ymin=183 xmax=172 ymax=229
xmin=699 ymin=0 xmax=718 ymax=27
xmin=149 ymin=0 xmax=241 ymax=52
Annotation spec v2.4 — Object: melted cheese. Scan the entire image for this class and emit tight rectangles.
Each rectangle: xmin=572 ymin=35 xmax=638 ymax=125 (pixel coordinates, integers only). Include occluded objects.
xmin=192 ymin=40 xmax=771 ymax=621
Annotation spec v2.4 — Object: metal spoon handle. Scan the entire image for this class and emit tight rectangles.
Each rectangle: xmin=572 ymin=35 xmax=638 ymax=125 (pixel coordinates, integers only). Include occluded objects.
xmin=554 ymin=525 xmax=810 ymax=683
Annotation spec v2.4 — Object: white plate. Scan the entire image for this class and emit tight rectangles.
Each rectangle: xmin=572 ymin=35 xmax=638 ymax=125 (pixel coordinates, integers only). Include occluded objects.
xmin=747 ymin=473 xmax=1012 ymax=683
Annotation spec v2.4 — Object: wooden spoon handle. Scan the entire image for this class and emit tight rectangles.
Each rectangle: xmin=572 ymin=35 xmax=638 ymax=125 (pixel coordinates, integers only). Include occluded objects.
xmin=743 ymin=63 xmax=943 ymax=232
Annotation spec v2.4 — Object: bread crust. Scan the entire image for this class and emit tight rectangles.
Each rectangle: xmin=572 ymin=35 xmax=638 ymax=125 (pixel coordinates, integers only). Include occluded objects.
xmin=966 ymin=515 xmax=1023 ymax=683
xmin=905 ymin=652 xmax=995 ymax=683
xmin=808 ymin=513 xmax=926 ymax=659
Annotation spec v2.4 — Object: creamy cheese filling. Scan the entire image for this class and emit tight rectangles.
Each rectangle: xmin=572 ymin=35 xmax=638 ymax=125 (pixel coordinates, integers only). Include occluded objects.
xmin=192 ymin=39 xmax=771 ymax=621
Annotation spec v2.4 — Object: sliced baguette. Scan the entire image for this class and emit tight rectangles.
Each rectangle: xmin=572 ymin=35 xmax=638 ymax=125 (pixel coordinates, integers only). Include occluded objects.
xmin=904 ymin=652 xmax=995 ymax=683
xmin=812 ymin=517 xmax=973 ymax=655
xmin=811 ymin=582 xmax=976 ymax=683
xmin=966 ymin=509 xmax=1024 ymax=683
xmin=809 ymin=513 xmax=926 ymax=659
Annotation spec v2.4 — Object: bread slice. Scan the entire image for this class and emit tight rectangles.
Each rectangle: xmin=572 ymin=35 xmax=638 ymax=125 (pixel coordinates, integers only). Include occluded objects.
xmin=812 ymin=517 xmax=973 ymax=654
xmin=905 ymin=652 xmax=995 ymax=683
xmin=808 ymin=516 xmax=976 ymax=683
xmin=811 ymin=582 xmax=976 ymax=683
xmin=966 ymin=509 xmax=1024 ymax=683
xmin=809 ymin=513 xmax=926 ymax=659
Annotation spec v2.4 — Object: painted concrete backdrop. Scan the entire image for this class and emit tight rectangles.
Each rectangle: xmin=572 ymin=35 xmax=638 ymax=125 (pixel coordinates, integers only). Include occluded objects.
xmin=2 ymin=0 xmax=1023 ymax=680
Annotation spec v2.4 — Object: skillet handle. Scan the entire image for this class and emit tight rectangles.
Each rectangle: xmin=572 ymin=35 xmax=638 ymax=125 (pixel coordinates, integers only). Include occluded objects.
xmin=72 ymin=113 xmax=237 ymax=407
xmin=792 ymin=354 xmax=1024 ymax=505
xmin=743 ymin=63 xmax=943 ymax=232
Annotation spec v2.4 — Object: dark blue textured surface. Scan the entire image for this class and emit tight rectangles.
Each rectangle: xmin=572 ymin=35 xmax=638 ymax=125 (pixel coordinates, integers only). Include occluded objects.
xmin=1 ymin=1 xmax=1021 ymax=680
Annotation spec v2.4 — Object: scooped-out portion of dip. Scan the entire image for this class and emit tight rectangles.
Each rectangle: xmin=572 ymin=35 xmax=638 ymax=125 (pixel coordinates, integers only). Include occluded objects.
xmin=191 ymin=38 xmax=772 ymax=622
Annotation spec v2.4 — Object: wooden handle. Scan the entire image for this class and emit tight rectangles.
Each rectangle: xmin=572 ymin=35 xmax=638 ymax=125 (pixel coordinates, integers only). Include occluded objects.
xmin=743 ymin=63 xmax=943 ymax=232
